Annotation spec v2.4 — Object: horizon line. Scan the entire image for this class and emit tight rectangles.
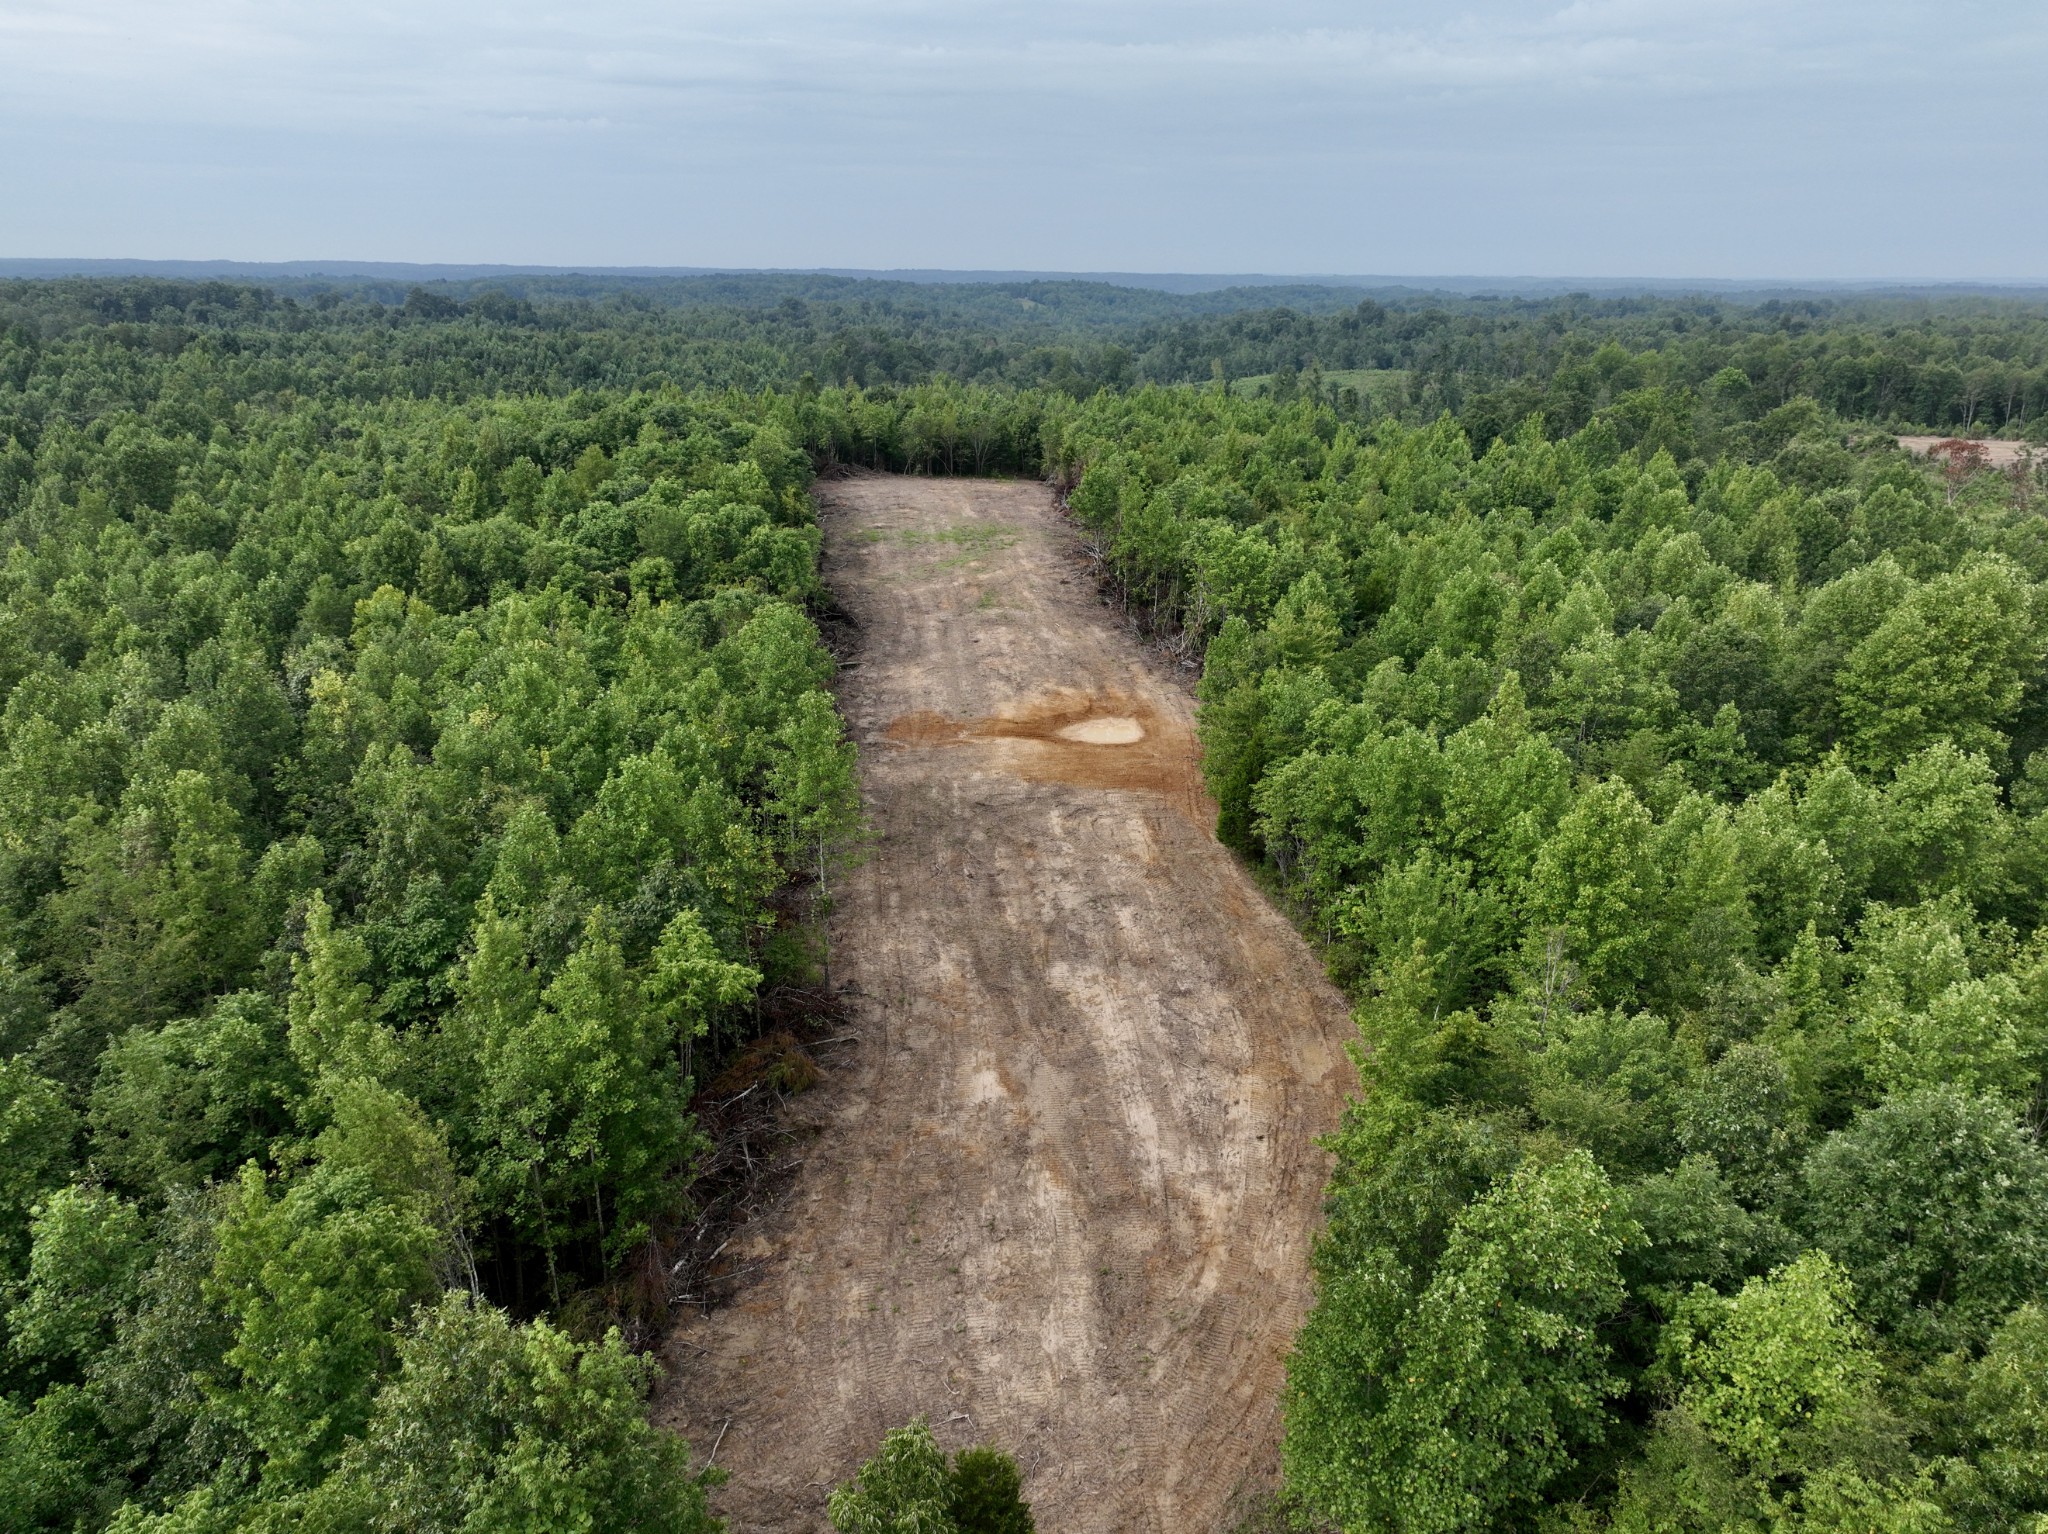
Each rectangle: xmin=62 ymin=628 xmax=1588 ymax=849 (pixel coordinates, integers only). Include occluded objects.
xmin=5 ymin=258 xmax=2048 ymax=297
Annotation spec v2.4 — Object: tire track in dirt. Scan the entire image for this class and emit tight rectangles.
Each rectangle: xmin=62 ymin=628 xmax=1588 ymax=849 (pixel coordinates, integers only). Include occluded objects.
xmin=656 ymin=474 xmax=1355 ymax=1532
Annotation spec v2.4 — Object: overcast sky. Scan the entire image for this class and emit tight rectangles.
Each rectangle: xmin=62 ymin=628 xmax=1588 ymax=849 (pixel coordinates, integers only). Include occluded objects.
xmin=1 ymin=0 xmax=2042 ymax=278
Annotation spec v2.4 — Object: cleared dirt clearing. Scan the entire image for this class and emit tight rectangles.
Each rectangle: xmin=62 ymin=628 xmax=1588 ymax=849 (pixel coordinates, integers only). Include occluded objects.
xmin=1896 ymin=435 xmax=2036 ymax=468
xmin=656 ymin=474 xmax=1355 ymax=1532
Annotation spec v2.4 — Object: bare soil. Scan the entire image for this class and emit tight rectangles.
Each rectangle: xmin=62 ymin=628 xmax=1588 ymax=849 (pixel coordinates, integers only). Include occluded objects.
xmin=655 ymin=474 xmax=1355 ymax=1532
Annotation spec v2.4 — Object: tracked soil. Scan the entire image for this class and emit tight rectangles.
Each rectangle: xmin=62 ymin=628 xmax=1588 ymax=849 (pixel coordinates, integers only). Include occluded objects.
xmin=656 ymin=474 xmax=1355 ymax=1531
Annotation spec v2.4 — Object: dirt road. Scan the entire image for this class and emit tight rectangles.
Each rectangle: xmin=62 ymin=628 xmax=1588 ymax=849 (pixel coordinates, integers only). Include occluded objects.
xmin=656 ymin=474 xmax=1355 ymax=1532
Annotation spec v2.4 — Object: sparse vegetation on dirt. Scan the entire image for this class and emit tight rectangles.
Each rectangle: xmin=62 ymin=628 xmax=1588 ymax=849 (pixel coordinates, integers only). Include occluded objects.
xmin=657 ymin=472 xmax=1353 ymax=1531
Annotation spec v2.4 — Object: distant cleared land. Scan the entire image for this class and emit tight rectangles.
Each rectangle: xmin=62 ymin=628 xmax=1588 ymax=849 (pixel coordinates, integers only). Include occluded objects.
xmin=1229 ymin=366 xmax=1409 ymax=403
xmin=1897 ymin=434 xmax=2038 ymax=467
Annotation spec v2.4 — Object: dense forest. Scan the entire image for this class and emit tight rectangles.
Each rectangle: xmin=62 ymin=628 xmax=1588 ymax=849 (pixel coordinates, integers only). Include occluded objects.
xmin=0 ymin=293 xmax=865 ymax=1528
xmin=1048 ymin=383 xmax=2048 ymax=1529
xmin=3 ymin=273 xmax=2048 ymax=1532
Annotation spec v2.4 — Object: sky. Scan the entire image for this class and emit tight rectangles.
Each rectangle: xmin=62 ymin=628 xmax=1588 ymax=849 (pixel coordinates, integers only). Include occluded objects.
xmin=1 ymin=0 xmax=2043 ymax=279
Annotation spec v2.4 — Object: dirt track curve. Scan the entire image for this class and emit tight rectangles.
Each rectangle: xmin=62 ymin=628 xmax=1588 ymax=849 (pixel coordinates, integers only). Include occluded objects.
xmin=657 ymin=474 xmax=1355 ymax=1532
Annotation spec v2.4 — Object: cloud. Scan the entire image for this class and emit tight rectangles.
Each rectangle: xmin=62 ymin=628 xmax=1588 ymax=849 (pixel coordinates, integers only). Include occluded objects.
xmin=5 ymin=0 xmax=2028 ymax=128
xmin=0 ymin=0 xmax=2042 ymax=273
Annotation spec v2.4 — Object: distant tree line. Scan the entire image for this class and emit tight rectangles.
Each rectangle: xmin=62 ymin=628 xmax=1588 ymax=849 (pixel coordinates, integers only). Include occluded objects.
xmin=10 ymin=276 xmax=2048 ymax=434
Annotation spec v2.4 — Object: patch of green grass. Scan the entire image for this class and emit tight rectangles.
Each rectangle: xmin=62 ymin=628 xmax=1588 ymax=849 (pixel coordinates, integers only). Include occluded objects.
xmin=907 ymin=523 xmax=1021 ymax=570
xmin=899 ymin=522 xmax=1019 ymax=550
xmin=1228 ymin=367 xmax=1408 ymax=400
xmin=858 ymin=523 xmax=1020 ymax=566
